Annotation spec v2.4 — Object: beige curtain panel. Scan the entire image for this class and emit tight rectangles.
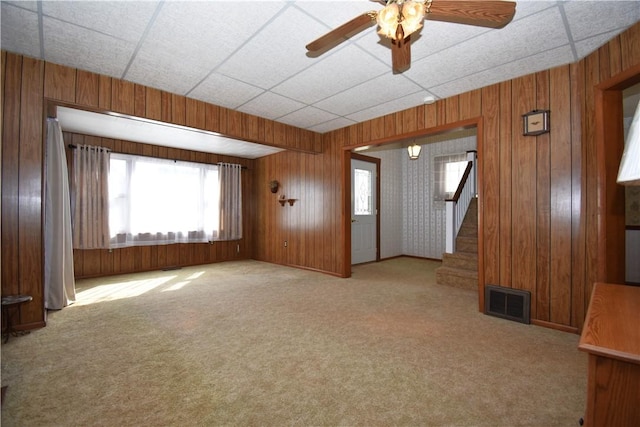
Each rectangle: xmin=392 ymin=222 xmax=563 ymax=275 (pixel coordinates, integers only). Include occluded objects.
xmin=217 ymin=163 xmax=243 ymax=241
xmin=72 ymin=144 xmax=110 ymax=249
xmin=44 ymin=119 xmax=76 ymax=309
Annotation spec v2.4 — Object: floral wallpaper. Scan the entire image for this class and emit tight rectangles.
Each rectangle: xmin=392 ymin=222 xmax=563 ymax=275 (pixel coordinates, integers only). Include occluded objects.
xmin=367 ymin=130 xmax=477 ymax=260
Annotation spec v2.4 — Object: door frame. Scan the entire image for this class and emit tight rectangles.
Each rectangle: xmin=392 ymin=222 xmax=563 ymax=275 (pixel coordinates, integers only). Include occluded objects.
xmin=349 ymin=152 xmax=381 ymax=266
xmin=340 ymin=118 xmax=482 ymax=282
xmin=595 ymin=63 xmax=640 ymax=284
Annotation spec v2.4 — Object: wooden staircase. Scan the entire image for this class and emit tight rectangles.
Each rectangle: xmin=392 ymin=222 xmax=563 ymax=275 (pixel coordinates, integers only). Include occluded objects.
xmin=436 ymin=198 xmax=478 ymax=290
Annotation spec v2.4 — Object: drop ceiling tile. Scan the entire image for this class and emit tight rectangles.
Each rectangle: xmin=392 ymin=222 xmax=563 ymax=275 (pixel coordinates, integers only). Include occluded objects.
xmin=277 ymin=106 xmax=339 ymax=129
xmin=470 ymin=7 xmax=568 ymax=63
xmin=217 ymin=7 xmax=330 ymax=89
xmin=563 ymin=1 xmax=640 ymax=42
xmin=3 ymin=1 xmax=38 ymax=12
xmin=349 ymin=30 xmax=399 ymax=65
xmin=42 ymin=1 xmax=159 ymax=43
xmin=309 ymin=117 xmax=356 ymax=134
xmin=189 ymin=72 xmax=265 ymax=110
xmin=406 ymin=7 xmax=568 ymax=89
xmin=510 ymin=0 xmax=558 ymax=20
xmin=126 ymin=2 xmax=284 ymax=95
xmin=237 ymin=91 xmax=305 ymax=120
xmin=43 ymin=17 xmax=135 ymax=78
xmin=574 ymin=29 xmax=626 ymax=60
xmin=431 ymin=45 xmax=574 ymax=100
xmin=295 ymin=1 xmax=375 ymax=28
xmin=272 ymin=45 xmax=389 ymax=104
xmin=1 ymin=3 xmax=41 ymax=58
xmin=137 ymin=1 xmax=285 ymax=72
xmin=345 ymin=91 xmax=434 ymax=125
xmin=314 ymin=74 xmax=423 ymax=117
xmin=407 ymin=21 xmax=490 ymax=62
xmin=125 ymin=48 xmax=213 ymax=95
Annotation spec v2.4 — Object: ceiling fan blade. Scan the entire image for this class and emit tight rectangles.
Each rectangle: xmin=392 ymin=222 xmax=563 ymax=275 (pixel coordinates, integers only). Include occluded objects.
xmin=427 ymin=0 xmax=516 ymax=29
xmin=306 ymin=11 xmax=377 ymax=53
xmin=392 ymin=35 xmax=411 ymax=74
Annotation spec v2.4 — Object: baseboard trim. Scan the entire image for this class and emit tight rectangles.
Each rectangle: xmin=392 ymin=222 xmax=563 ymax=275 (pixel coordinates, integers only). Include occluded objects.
xmin=531 ymin=319 xmax=579 ymax=334
xmin=287 ymin=263 xmax=346 ymax=278
xmin=383 ymin=255 xmax=443 ymax=262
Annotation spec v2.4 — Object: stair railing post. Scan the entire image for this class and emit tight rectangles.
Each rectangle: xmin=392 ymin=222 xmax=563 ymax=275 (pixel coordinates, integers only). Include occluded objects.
xmin=445 ymin=200 xmax=455 ymax=253
xmin=466 ymin=150 xmax=477 ymax=196
xmin=445 ymin=151 xmax=476 ymax=256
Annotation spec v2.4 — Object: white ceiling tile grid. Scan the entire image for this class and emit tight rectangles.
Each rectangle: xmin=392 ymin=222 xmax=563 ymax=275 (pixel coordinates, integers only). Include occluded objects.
xmin=1 ymin=0 xmax=638 ymax=158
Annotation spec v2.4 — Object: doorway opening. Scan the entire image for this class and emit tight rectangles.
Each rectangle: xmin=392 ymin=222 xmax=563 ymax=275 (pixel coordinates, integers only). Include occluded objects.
xmin=344 ymin=126 xmax=478 ymax=272
xmin=622 ymin=82 xmax=640 ymax=284
xmin=595 ymin=65 xmax=640 ymax=285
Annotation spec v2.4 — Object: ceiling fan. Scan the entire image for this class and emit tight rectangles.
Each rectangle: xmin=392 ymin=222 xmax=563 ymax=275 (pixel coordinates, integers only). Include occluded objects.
xmin=306 ymin=0 xmax=516 ymax=74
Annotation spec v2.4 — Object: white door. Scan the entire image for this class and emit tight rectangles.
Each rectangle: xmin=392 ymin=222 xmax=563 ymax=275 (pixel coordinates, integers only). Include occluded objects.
xmin=351 ymin=158 xmax=377 ymax=264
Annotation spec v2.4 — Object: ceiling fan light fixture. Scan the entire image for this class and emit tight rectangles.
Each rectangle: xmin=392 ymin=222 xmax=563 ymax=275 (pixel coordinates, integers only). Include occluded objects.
xmin=377 ymin=1 xmax=424 ymax=41
xmin=377 ymin=3 xmax=400 ymax=39
xmin=400 ymin=1 xmax=425 ymax=37
xmin=306 ymin=0 xmax=516 ymax=74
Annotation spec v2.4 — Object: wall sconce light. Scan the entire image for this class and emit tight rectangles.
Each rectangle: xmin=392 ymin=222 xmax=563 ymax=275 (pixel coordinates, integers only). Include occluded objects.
xmin=522 ymin=110 xmax=550 ymax=136
xmin=269 ymin=180 xmax=279 ymax=193
xmin=407 ymin=143 xmax=421 ymax=160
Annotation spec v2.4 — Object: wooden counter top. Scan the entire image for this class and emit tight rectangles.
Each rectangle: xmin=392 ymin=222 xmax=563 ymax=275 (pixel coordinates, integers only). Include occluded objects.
xmin=578 ymin=282 xmax=640 ymax=365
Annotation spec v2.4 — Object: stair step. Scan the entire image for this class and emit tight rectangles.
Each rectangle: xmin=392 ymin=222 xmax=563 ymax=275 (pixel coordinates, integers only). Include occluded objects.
xmin=455 ymin=236 xmax=478 ymax=253
xmin=442 ymin=251 xmax=478 ymax=270
xmin=457 ymin=224 xmax=477 ymax=237
xmin=463 ymin=212 xmax=477 ymax=220
xmin=435 ymin=266 xmax=478 ymax=290
xmin=437 ymin=198 xmax=478 ymax=291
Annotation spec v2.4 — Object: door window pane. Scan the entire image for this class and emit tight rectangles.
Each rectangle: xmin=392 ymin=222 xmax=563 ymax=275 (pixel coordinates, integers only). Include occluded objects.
xmin=354 ymin=168 xmax=372 ymax=215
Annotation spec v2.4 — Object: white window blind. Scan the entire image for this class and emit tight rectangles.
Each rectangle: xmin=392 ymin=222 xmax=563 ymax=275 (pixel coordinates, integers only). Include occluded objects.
xmin=108 ymin=153 xmax=219 ymax=247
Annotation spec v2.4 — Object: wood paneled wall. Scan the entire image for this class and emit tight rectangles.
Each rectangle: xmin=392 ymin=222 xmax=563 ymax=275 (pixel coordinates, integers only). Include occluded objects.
xmin=2 ymin=53 xmax=45 ymax=330
xmin=65 ymin=132 xmax=256 ymax=279
xmin=316 ymin=22 xmax=639 ymax=331
xmin=1 ymin=22 xmax=639 ymax=333
xmin=254 ymin=141 xmax=344 ymax=276
xmin=1 ymin=52 xmax=321 ymax=330
xmin=214 ymin=22 xmax=640 ymax=332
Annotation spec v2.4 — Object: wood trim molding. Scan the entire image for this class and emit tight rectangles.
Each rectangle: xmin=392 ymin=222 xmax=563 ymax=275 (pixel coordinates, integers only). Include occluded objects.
xmin=476 ymin=117 xmax=485 ymax=313
xmin=342 ymin=149 xmax=351 ymax=277
xmin=594 ymin=63 xmax=640 ymax=284
xmin=342 ymin=117 xmax=481 ymax=150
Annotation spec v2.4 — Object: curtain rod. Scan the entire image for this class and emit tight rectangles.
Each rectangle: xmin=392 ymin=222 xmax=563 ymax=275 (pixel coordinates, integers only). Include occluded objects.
xmin=67 ymin=144 xmax=111 ymax=152
xmin=67 ymin=144 xmax=249 ymax=169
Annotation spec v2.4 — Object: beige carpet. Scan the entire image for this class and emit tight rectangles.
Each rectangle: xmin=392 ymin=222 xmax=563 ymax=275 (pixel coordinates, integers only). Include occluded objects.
xmin=1 ymin=258 xmax=586 ymax=426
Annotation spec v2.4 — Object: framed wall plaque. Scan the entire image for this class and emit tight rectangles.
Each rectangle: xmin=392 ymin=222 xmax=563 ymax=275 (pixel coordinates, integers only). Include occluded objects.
xmin=522 ymin=110 xmax=550 ymax=136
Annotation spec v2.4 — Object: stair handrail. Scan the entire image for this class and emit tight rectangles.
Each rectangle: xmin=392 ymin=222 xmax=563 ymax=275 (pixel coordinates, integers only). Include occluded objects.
xmin=445 ymin=151 xmax=477 ymax=253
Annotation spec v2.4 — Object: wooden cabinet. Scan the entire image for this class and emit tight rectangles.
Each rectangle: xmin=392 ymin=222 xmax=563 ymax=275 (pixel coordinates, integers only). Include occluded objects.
xmin=578 ymin=282 xmax=640 ymax=426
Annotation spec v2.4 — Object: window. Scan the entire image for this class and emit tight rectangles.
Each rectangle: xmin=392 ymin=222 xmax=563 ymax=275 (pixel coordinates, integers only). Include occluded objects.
xmin=433 ymin=153 xmax=468 ymax=201
xmin=109 ymin=153 xmax=219 ymax=247
xmin=354 ymin=167 xmax=373 ymax=215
